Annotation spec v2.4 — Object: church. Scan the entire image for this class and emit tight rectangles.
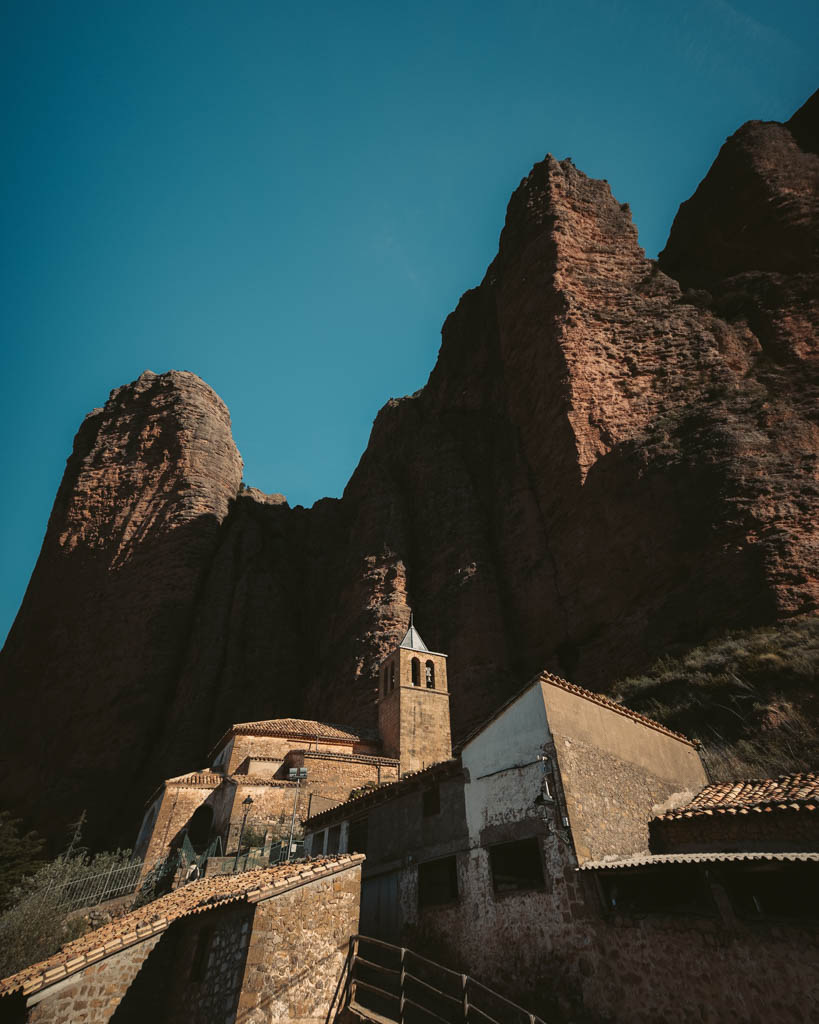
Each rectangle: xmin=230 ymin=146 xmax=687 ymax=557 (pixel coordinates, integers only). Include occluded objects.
xmin=133 ymin=618 xmax=453 ymax=872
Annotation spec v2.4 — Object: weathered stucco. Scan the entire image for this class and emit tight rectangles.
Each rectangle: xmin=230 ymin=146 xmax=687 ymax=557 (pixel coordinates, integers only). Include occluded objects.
xmin=539 ymin=679 xmax=707 ymax=863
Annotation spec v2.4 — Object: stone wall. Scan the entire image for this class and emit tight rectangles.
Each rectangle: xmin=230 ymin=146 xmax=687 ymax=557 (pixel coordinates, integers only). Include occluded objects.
xmin=15 ymin=862 xmax=363 ymax=1024
xmin=288 ymin=751 xmax=399 ymax=811
xmin=24 ymin=935 xmax=161 ymax=1023
xmin=237 ymin=866 xmax=362 ymax=1023
xmin=540 ymin=680 xmax=708 ymax=863
xmin=377 ymin=648 xmax=451 ymax=774
xmin=650 ymin=809 xmax=819 ymax=853
xmin=224 ymin=734 xmax=377 ymax=775
xmin=409 ymin=831 xmax=819 ymax=1023
xmin=228 ymin=780 xmax=299 ymax=850
xmin=140 ymin=781 xmax=222 ymax=871
xmin=107 ymin=903 xmax=252 ymax=1023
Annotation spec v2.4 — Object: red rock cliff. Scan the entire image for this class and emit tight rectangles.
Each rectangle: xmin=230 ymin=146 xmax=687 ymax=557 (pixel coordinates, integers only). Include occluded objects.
xmin=1 ymin=93 xmax=817 ymax=846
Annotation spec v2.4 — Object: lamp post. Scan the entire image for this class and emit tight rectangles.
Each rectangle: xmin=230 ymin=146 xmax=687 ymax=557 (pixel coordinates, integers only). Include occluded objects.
xmin=286 ymin=768 xmax=308 ymax=863
xmin=232 ymin=795 xmax=254 ymax=874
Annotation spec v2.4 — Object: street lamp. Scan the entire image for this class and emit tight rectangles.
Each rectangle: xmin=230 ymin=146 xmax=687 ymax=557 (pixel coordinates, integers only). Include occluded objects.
xmin=232 ymin=795 xmax=254 ymax=873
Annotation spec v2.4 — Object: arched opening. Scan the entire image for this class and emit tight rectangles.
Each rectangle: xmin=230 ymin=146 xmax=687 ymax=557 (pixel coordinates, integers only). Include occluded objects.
xmin=390 ymin=661 xmax=396 ymax=691
xmin=187 ymin=804 xmax=214 ymax=853
xmin=411 ymin=658 xmax=421 ymax=686
xmin=425 ymin=660 xmax=435 ymax=689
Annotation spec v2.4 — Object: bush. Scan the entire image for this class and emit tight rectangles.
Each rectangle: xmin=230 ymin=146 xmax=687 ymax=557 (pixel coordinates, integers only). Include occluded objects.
xmin=0 ymin=812 xmax=45 ymax=911
xmin=612 ymin=617 xmax=819 ymax=780
xmin=0 ymin=815 xmax=133 ymax=979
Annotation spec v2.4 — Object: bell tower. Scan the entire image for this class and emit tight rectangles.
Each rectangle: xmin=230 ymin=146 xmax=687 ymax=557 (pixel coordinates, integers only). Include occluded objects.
xmin=377 ymin=615 xmax=452 ymax=776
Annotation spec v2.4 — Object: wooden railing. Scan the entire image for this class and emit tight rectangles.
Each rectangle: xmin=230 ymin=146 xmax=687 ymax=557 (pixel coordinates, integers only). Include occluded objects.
xmin=326 ymin=935 xmax=548 ymax=1024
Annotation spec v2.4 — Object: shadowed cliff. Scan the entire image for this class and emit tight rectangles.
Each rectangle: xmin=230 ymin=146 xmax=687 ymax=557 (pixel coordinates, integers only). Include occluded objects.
xmin=1 ymin=90 xmax=817 ymax=847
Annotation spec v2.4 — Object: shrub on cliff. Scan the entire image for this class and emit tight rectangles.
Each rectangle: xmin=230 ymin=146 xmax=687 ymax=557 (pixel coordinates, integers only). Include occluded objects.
xmin=613 ymin=617 xmax=819 ymax=780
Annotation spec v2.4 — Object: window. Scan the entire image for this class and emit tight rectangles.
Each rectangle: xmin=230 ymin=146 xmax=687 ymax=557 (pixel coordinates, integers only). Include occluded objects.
xmin=190 ymin=927 xmax=212 ymax=982
xmin=425 ymin=660 xmax=435 ymax=688
xmin=411 ymin=657 xmax=420 ymax=686
xmin=389 ymin=662 xmax=396 ymax=692
xmin=598 ymin=866 xmax=715 ymax=917
xmin=327 ymin=824 xmax=341 ymax=855
xmin=348 ymin=817 xmax=369 ymax=855
xmin=489 ymin=838 xmax=545 ymax=894
xmin=721 ymin=864 xmax=819 ymax=921
xmin=418 ymin=856 xmax=459 ymax=908
xmin=422 ymin=784 xmax=440 ymax=817
xmin=316 ymin=830 xmax=327 ymax=855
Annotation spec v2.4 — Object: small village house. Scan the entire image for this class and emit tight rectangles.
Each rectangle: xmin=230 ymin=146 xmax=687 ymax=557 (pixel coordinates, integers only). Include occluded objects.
xmin=304 ymin=667 xmax=819 ymax=1022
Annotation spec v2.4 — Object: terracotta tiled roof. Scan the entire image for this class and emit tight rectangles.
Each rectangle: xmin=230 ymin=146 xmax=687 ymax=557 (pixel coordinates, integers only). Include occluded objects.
xmin=655 ymin=772 xmax=819 ymax=821
xmin=304 ymin=759 xmax=462 ymax=829
xmin=578 ymin=850 xmax=819 ymax=871
xmin=0 ymin=855 xmax=364 ymax=1000
xmin=165 ymin=771 xmax=222 ymax=788
xmin=457 ymin=671 xmax=694 ymax=751
xmin=289 ymin=749 xmax=399 ymax=767
xmin=209 ymin=718 xmax=379 ymax=758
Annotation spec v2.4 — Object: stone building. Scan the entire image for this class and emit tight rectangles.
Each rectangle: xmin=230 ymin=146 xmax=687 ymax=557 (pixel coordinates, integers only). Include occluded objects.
xmin=0 ymin=855 xmax=364 ymax=1024
xmin=134 ymin=619 xmax=452 ymax=871
xmin=377 ymin=617 xmax=452 ymax=776
xmin=303 ymin=671 xmax=819 ymax=1022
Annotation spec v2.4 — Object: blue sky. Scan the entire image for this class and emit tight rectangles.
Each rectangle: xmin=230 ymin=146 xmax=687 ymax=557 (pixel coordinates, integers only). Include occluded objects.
xmin=1 ymin=0 xmax=816 ymax=645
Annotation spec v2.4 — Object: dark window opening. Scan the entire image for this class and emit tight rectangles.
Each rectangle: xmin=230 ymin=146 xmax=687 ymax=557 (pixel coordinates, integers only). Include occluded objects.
xmin=389 ymin=662 xmax=396 ymax=692
xmin=327 ymin=824 xmax=341 ymax=855
xmin=186 ymin=804 xmax=214 ymax=853
xmin=425 ymin=660 xmax=435 ymax=689
xmin=489 ymin=838 xmax=545 ymax=894
xmin=721 ymin=864 xmax=819 ymax=921
xmin=348 ymin=817 xmax=369 ymax=855
xmin=422 ymin=784 xmax=441 ymax=817
xmin=190 ymin=927 xmax=212 ymax=982
xmin=315 ymin=830 xmax=327 ymax=855
xmin=419 ymin=856 xmax=459 ymax=908
xmin=599 ymin=866 xmax=716 ymax=917
xmin=411 ymin=657 xmax=421 ymax=686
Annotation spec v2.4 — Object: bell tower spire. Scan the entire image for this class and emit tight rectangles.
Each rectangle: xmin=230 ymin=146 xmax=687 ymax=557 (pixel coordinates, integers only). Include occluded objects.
xmin=377 ymin=613 xmax=452 ymax=775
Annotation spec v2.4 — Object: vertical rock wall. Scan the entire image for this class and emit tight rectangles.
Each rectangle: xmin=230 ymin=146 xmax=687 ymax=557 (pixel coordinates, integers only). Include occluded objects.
xmin=1 ymin=93 xmax=817 ymax=846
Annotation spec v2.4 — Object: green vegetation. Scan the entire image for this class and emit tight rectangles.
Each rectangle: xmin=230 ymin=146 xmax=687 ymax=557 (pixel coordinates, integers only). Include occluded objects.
xmin=613 ymin=617 xmax=819 ymax=781
xmin=0 ymin=812 xmax=45 ymax=911
xmin=348 ymin=780 xmax=382 ymax=801
xmin=0 ymin=815 xmax=133 ymax=979
xmin=241 ymin=824 xmax=269 ymax=849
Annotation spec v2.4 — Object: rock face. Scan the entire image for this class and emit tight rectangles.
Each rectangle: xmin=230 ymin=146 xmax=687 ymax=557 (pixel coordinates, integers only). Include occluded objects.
xmin=659 ymin=88 xmax=819 ymax=365
xmin=0 ymin=372 xmax=243 ymax=846
xmin=1 ymin=93 xmax=817 ymax=846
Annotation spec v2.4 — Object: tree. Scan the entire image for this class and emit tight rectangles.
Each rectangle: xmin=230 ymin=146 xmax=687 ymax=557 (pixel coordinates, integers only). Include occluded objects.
xmin=0 ymin=811 xmax=45 ymax=911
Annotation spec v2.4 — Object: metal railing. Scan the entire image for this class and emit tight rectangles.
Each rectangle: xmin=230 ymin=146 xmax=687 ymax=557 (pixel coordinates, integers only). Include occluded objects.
xmin=52 ymin=861 xmax=144 ymax=911
xmin=327 ymin=935 xmax=548 ymax=1024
